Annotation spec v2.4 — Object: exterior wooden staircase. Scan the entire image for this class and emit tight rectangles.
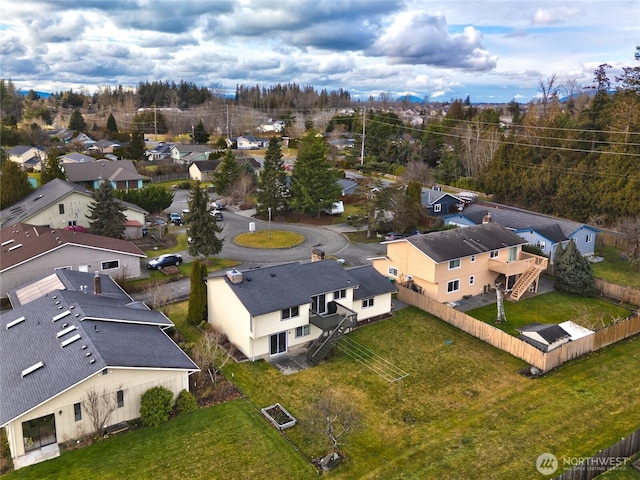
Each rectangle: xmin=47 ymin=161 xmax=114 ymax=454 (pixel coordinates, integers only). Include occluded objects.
xmin=509 ymin=263 xmax=546 ymax=301
xmin=306 ymin=312 xmax=357 ymax=365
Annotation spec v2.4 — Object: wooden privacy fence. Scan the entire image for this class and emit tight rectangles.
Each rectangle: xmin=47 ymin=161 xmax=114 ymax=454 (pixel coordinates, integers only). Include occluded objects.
xmin=553 ymin=428 xmax=640 ymax=480
xmin=396 ymin=284 xmax=640 ymax=372
xmin=595 ymin=278 xmax=640 ymax=306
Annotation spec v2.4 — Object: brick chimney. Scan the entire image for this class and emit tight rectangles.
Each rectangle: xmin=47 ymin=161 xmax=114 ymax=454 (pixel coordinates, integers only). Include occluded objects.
xmin=94 ymin=271 xmax=102 ymax=295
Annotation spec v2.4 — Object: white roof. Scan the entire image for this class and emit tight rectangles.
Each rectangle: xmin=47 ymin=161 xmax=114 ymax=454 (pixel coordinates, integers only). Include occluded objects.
xmin=558 ymin=321 xmax=594 ymax=340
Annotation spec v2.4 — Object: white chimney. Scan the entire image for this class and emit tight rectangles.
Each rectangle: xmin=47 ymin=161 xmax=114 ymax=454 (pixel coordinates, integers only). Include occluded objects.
xmin=226 ymin=269 xmax=243 ymax=284
xmin=482 ymin=212 xmax=492 ymax=224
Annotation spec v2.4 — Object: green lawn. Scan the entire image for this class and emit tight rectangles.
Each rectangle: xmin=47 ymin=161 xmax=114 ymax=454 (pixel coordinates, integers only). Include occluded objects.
xmin=593 ymin=246 xmax=640 ymax=289
xmin=7 ymin=309 xmax=640 ymax=479
xmin=467 ymin=291 xmax=633 ymax=335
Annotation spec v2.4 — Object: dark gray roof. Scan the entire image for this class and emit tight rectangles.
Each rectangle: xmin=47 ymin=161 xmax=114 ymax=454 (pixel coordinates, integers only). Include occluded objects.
xmin=224 ymin=260 xmax=358 ymax=316
xmin=450 ymin=204 xmax=596 ymax=237
xmin=337 ymin=178 xmax=358 ymax=194
xmin=516 ymin=323 xmax=570 ymax=343
xmin=0 ymin=271 xmax=197 ymax=426
xmin=404 ymin=223 xmax=527 ymax=263
xmin=0 ymin=178 xmax=147 ymax=226
xmin=190 ymin=160 xmax=220 ymax=172
xmin=420 ymin=189 xmax=462 ymax=206
xmin=64 ymin=160 xmax=146 ymax=182
xmin=345 ymin=265 xmax=397 ymax=300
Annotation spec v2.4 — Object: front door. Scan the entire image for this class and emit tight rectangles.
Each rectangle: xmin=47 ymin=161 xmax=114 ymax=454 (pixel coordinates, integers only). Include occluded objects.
xmin=22 ymin=414 xmax=56 ymax=452
xmin=270 ymin=331 xmax=287 ymax=356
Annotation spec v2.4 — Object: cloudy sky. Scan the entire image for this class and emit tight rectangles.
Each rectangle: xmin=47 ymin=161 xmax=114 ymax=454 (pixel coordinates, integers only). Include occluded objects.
xmin=1 ymin=0 xmax=638 ymax=103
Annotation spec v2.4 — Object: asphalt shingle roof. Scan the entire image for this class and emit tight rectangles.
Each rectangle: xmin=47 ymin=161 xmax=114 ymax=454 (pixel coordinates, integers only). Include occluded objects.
xmin=63 ymin=160 xmax=146 ymax=183
xmin=403 ymin=223 xmax=527 ymax=263
xmin=0 ymin=271 xmax=197 ymax=426
xmin=346 ymin=265 xmax=397 ymax=300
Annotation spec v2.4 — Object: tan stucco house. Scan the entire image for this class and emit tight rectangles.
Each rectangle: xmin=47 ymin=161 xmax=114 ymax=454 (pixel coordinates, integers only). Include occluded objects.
xmin=0 ymin=178 xmax=147 ymax=238
xmin=371 ymin=222 xmax=548 ymax=303
xmin=0 ymin=223 xmax=146 ymax=298
xmin=207 ymin=260 xmax=397 ymax=361
xmin=0 ymin=270 xmax=199 ymax=469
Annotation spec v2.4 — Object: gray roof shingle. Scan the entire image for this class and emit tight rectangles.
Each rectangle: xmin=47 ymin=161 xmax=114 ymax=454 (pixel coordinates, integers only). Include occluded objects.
xmin=346 ymin=265 xmax=397 ymax=300
xmin=403 ymin=223 xmax=527 ymax=263
xmin=0 ymin=271 xmax=197 ymax=426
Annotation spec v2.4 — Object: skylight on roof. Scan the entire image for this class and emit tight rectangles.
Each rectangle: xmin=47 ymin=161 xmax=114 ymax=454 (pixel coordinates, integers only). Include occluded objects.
xmin=21 ymin=361 xmax=44 ymax=377
xmin=8 ymin=244 xmax=23 ymax=251
xmin=1 ymin=239 xmax=14 ymax=246
xmin=56 ymin=325 xmax=77 ymax=338
xmin=52 ymin=310 xmax=71 ymax=322
xmin=6 ymin=316 xmax=26 ymax=329
xmin=61 ymin=333 xmax=81 ymax=347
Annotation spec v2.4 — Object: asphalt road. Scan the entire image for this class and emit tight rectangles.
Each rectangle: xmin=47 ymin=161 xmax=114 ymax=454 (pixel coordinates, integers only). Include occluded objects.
xmin=134 ymin=189 xmax=387 ymax=305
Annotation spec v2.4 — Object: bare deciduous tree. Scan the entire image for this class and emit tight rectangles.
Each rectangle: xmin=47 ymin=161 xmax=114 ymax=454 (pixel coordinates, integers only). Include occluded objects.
xmin=309 ymin=389 xmax=362 ymax=454
xmin=82 ymin=385 xmax=121 ymax=436
xmin=615 ymin=216 xmax=640 ymax=271
xmin=191 ymin=329 xmax=233 ymax=388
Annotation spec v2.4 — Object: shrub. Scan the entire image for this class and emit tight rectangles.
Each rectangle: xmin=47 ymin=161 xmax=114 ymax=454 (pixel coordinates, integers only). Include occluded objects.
xmin=140 ymin=386 xmax=174 ymax=427
xmin=174 ymin=389 xmax=198 ymax=415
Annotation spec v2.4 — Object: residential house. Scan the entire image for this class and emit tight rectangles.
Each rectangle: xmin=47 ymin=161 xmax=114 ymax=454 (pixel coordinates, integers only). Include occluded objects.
xmin=207 ymin=259 xmax=397 ymax=361
xmin=421 ymin=186 xmax=463 ymax=217
xmin=144 ymin=142 xmax=173 ymax=162
xmin=371 ymin=222 xmax=548 ymax=303
xmin=170 ymin=144 xmax=213 ymax=165
xmin=237 ymin=135 xmax=269 ymax=150
xmin=337 ymin=178 xmax=359 ymax=196
xmin=516 ymin=323 xmax=571 ymax=352
xmin=0 ymin=270 xmax=198 ymax=468
xmin=58 ymin=152 xmax=96 ymax=165
xmin=63 ymin=160 xmax=147 ymax=190
xmin=87 ymin=139 xmax=121 ymax=155
xmin=7 ymin=146 xmax=46 ymax=171
xmin=0 ymin=178 xmax=148 ymax=238
xmin=189 ymin=160 xmax=221 ymax=182
xmin=443 ymin=204 xmax=599 ymax=261
xmin=0 ymin=223 xmax=145 ymax=297
xmin=258 ymin=120 xmax=284 ymax=133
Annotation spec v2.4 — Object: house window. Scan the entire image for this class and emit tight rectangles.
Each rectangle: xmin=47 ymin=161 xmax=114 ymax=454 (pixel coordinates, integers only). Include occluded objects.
xmin=362 ymin=298 xmax=374 ymax=309
xmin=449 ymin=259 xmax=461 ymax=270
xmin=74 ymin=403 xmax=82 ymax=421
xmin=68 ymin=220 xmax=76 ymax=227
xmin=470 ymin=255 xmax=476 ymax=263
xmin=281 ymin=306 xmax=299 ymax=320
xmin=537 ymin=241 xmax=546 ymax=250
xmin=469 ymin=275 xmax=475 ymax=286
xmin=585 ymin=234 xmax=592 ymax=243
xmin=447 ymin=280 xmax=460 ymax=293
xmin=58 ymin=204 xmax=65 ymax=214
xmin=334 ymin=289 xmax=346 ymax=300
xmin=101 ymin=260 xmax=119 ymax=270
xmin=388 ymin=266 xmax=398 ymax=277
xmin=117 ymin=390 xmax=124 ymax=408
xmin=55 ymin=266 xmax=72 ymax=271
xmin=490 ymin=250 xmax=499 ymax=259
xmin=295 ymin=325 xmax=310 ymax=338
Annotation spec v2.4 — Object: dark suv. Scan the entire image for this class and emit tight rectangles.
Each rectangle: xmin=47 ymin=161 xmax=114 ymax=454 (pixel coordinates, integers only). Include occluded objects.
xmin=148 ymin=254 xmax=183 ymax=270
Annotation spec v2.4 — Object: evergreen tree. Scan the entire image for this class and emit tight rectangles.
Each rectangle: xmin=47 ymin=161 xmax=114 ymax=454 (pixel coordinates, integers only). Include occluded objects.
xmin=186 ymin=181 xmax=224 ymax=257
xmin=106 ymin=113 xmax=118 ymax=134
xmin=553 ymin=240 xmax=595 ymax=296
xmin=188 ymin=259 xmax=207 ymax=324
xmin=68 ymin=109 xmax=87 ymax=132
xmin=86 ymin=181 xmax=127 ymax=238
xmin=40 ymin=150 xmax=66 ymax=185
xmin=213 ymin=149 xmax=241 ymax=195
xmin=193 ymin=120 xmax=210 ymax=144
xmin=256 ymin=138 xmax=287 ymax=217
xmin=128 ymin=130 xmax=146 ymax=160
xmin=113 ymin=184 xmax=174 ymax=214
xmin=288 ymin=131 xmax=341 ymax=216
xmin=0 ymin=160 xmax=34 ymax=208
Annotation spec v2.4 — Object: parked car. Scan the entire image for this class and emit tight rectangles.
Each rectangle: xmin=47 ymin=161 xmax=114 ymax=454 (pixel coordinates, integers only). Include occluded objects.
xmin=208 ymin=200 xmax=226 ymax=210
xmin=168 ymin=212 xmax=183 ymax=225
xmin=210 ymin=209 xmax=224 ymax=221
xmin=384 ymin=232 xmax=405 ymax=241
xmin=147 ymin=254 xmax=182 ymax=270
xmin=146 ymin=216 xmax=167 ymax=226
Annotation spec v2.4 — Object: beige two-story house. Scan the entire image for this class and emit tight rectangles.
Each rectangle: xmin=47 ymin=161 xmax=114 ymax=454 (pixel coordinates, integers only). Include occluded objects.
xmin=207 ymin=260 xmax=397 ymax=361
xmin=0 ymin=270 xmax=199 ymax=469
xmin=372 ymin=222 xmax=548 ymax=303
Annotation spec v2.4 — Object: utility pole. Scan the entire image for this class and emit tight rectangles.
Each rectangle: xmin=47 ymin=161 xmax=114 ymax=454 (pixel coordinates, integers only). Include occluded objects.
xmin=226 ymin=104 xmax=230 ymax=140
xmin=360 ymin=107 xmax=366 ymax=165
xmin=154 ymin=104 xmax=157 ymax=140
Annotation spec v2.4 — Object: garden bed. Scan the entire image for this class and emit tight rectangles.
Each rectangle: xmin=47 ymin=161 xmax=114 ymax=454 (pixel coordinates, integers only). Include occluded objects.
xmin=260 ymin=403 xmax=297 ymax=430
